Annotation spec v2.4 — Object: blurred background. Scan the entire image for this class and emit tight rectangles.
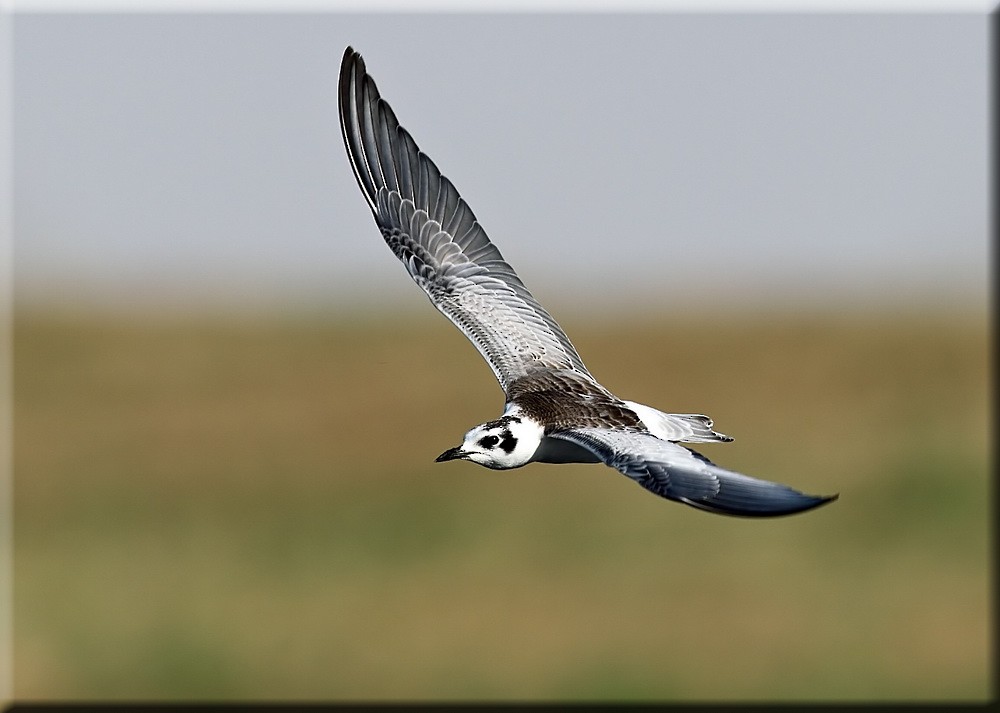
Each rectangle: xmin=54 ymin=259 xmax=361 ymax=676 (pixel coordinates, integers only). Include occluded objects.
xmin=11 ymin=9 xmax=991 ymax=701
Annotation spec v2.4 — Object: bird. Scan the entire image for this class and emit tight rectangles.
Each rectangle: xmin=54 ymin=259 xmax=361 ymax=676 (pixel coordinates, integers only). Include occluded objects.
xmin=337 ymin=46 xmax=837 ymax=517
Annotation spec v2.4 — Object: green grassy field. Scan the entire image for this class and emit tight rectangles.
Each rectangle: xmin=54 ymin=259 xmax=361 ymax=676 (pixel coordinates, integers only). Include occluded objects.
xmin=12 ymin=307 xmax=991 ymax=700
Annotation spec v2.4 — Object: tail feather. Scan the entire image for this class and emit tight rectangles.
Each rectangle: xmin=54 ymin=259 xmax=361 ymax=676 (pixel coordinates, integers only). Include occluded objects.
xmin=623 ymin=401 xmax=734 ymax=443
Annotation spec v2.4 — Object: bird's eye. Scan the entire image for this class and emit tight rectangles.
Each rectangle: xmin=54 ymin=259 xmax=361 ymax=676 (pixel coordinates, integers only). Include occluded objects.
xmin=479 ymin=435 xmax=499 ymax=448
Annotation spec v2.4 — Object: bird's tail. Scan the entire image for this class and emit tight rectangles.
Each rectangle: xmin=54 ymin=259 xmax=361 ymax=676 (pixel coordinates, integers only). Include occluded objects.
xmin=623 ymin=401 xmax=734 ymax=443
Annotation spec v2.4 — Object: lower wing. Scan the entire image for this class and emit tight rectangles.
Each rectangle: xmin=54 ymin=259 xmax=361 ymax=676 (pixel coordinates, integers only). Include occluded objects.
xmin=549 ymin=427 xmax=837 ymax=517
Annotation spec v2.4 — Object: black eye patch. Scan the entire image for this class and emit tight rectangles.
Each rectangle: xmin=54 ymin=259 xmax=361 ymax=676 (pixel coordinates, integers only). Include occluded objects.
xmin=478 ymin=435 xmax=499 ymax=448
xmin=499 ymin=430 xmax=517 ymax=454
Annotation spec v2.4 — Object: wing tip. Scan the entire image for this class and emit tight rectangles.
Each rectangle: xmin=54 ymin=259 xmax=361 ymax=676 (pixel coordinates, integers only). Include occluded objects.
xmin=784 ymin=490 xmax=839 ymax=516
xmin=683 ymin=490 xmax=839 ymax=518
xmin=339 ymin=46 xmax=362 ymax=92
xmin=341 ymin=45 xmax=360 ymax=68
xmin=338 ymin=45 xmax=383 ymax=213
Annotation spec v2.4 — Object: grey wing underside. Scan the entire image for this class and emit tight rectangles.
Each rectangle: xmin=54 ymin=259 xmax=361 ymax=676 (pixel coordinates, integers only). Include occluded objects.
xmin=339 ymin=47 xmax=593 ymax=393
xmin=549 ymin=428 xmax=838 ymax=517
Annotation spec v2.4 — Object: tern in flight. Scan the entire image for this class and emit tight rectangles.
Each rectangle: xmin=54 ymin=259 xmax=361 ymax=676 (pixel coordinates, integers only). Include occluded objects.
xmin=338 ymin=47 xmax=836 ymax=517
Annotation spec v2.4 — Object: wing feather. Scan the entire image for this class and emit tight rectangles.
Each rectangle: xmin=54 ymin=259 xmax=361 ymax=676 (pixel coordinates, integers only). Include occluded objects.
xmin=339 ymin=47 xmax=592 ymax=392
xmin=549 ymin=428 xmax=837 ymax=517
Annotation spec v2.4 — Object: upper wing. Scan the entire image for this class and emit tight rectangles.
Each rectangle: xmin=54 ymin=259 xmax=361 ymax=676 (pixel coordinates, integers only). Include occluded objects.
xmin=549 ymin=428 xmax=837 ymax=517
xmin=338 ymin=47 xmax=594 ymax=393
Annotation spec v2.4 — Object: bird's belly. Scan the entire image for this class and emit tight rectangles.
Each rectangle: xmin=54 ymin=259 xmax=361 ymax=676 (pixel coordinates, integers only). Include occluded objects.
xmin=531 ymin=436 xmax=601 ymax=464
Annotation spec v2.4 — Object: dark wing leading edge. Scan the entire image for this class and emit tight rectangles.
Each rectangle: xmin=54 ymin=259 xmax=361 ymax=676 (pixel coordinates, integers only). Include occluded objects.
xmin=549 ymin=428 xmax=837 ymax=517
xmin=338 ymin=47 xmax=594 ymax=393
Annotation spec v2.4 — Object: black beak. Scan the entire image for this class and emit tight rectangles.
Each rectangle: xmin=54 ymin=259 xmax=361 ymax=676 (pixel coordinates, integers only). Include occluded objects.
xmin=435 ymin=446 xmax=468 ymax=463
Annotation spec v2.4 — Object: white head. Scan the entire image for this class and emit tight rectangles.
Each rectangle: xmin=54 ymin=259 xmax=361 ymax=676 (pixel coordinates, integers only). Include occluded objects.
xmin=435 ymin=414 xmax=543 ymax=470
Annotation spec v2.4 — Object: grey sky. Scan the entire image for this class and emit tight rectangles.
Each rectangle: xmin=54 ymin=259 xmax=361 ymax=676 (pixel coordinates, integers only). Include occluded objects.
xmin=12 ymin=12 xmax=989 ymax=314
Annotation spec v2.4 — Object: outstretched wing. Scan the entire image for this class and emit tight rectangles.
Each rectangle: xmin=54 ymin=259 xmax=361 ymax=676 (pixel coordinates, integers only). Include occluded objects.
xmin=549 ymin=428 xmax=837 ymax=517
xmin=339 ymin=47 xmax=593 ymax=393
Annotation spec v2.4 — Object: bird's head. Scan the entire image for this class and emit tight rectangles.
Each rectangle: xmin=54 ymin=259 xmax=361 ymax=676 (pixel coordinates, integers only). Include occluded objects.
xmin=435 ymin=414 xmax=542 ymax=470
